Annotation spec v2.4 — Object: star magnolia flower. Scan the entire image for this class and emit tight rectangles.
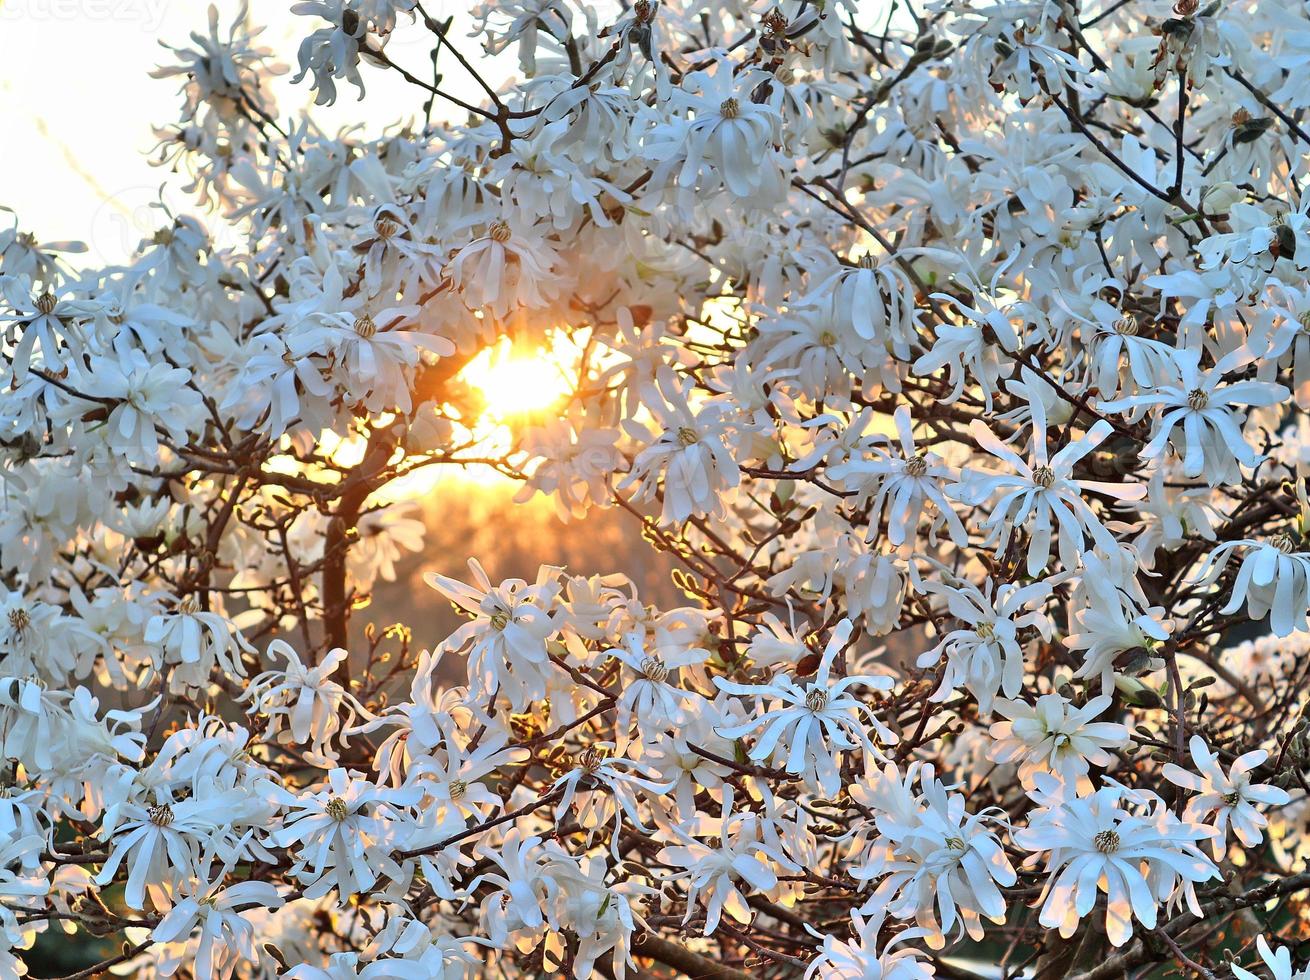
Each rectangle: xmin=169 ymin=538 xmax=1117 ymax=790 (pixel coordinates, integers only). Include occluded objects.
xmin=404 ymin=732 xmax=527 ymax=841
xmin=143 ymin=595 xmax=252 ymax=693
xmin=268 ymin=768 xmax=420 ymax=900
xmin=655 ymin=59 xmax=784 ymax=199
xmin=0 ymin=836 xmax=47 ymax=947
xmin=828 ymin=405 xmax=969 ymax=549
xmin=514 ymin=419 xmax=622 ymax=522
xmin=1233 ymin=936 xmax=1310 ymax=980
xmin=619 ymin=380 xmax=741 ymax=525
xmin=1100 ymin=346 xmax=1288 ymax=486
xmin=468 ymin=828 xmax=570 ymax=946
xmin=551 ymin=745 xmax=672 ymax=857
xmin=607 ymin=630 xmax=708 ymax=741
xmin=1195 ymin=536 xmax=1310 ymax=638
xmin=643 ymin=705 xmax=740 ymax=819
xmin=71 ymin=350 xmax=203 ymax=463
xmin=425 ymin=560 xmax=560 ymax=711
xmin=949 ymin=390 xmax=1145 ymax=577
xmin=805 ymin=910 xmax=938 ymax=980
xmin=916 ymin=576 xmax=1054 ymax=714
xmin=446 ymin=217 xmax=559 ymax=314
xmin=852 ymin=763 xmax=1017 ymax=948
xmin=1064 ymin=553 xmax=1171 ymax=694
xmin=1015 ymin=785 xmax=1219 ymax=947
xmin=716 ymin=619 xmax=897 ymax=795
xmin=151 ymin=842 xmax=285 ymax=979
xmin=95 ymin=790 xmax=247 ymax=911
xmin=656 ymin=786 xmax=791 ymax=935
xmin=0 ymin=278 xmax=86 ymax=380
xmin=240 ymin=641 xmax=369 ymax=762
xmin=1162 ymin=735 xmax=1290 ymax=859
xmin=802 ymin=257 xmax=919 ymax=355
xmin=989 ymin=694 xmax=1131 ymax=789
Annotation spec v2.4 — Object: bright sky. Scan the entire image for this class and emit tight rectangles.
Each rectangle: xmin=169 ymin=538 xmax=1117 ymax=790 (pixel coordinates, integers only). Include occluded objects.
xmin=2 ymin=1 xmax=898 ymax=266
xmin=0 ymin=0 xmax=498 ymax=265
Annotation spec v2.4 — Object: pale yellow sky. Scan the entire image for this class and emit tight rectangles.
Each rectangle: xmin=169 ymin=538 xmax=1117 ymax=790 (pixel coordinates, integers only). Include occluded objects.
xmin=0 ymin=1 xmax=500 ymax=265
xmin=2 ymin=1 xmax=897 ymax=267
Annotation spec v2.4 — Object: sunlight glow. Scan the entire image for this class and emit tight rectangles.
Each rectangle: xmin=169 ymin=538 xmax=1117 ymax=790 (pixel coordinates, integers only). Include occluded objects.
xmin=460 ymin=337 xmax=574 ymax=421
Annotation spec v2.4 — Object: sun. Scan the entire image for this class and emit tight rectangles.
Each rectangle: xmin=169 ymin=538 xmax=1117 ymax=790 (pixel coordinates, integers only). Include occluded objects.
xmin=459 ymin=336 xmax=574 ymax=422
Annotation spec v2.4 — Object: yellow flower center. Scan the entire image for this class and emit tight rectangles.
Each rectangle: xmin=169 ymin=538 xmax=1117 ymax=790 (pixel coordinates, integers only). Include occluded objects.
xmin=353 ymin=314 xmax=376 ymax=339
xmin=640 ymin=655 xmax=670 ymax=684
xmin=148 ymin=803 xmax=175 ymax=827
xmin=1094 ymin=829 xmax=1120 ymax=853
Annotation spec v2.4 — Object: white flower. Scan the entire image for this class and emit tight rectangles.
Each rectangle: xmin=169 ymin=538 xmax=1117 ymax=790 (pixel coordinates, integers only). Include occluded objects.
xmin=1064 ymin=554 xmax=1170 ymax=693
xmin=151 ymin=844 xmax=285 ymax=979
xmin=0 ymin=836 xmax=47 ymax=947
xmin=916 ymin=576 xmax=1053 ymax=714
xmin=144 ymin=596 xmax=252 ymax=692
xmin=828 ymin=406 xmax=968 ymax=548
xmin=949 ymin=389 xmax=1144 ymax=576
xmin=1162 ymin=735 xmax=1290 ymax=859
xmin=1233 ymin=936 xmax=1310 ymax=980
xmin=1195 ymin=537 xmax=1310 ymax=638
xmin=291 ymin=0 xmax=368 ymax=105
xmin=1100 ymin=346 xmax=1288 ymax=485
xmin=852 ymin=763 xmax=1017 ymax=948
xmin=607 ymin=630 xmax=707 ymax=740
xmin=446 ymin=217 xmax=560 ymax=314
xmin=806 ymin=909 xmax=937 ymax=980
xmin=656 ymin=786 xmax=790 ymax=935
xmin=989 ymin=694 xmax=1131 ymax=789
xmin=514 ymin=419 xmax=622 ymax=521
xmin=716 ymin=619 xmax=896 ymax=795
xmin=650 ymin=59 xmax=785 ymax=200
xmin=425 ymin=560 xmax=560 ymax=711
xmin=240 ymin=641 xmax=369 ymax=762
xmin=470 ymin=828 xmax=568 ymax=945
xmin=550 ymin=745 xmax=670 ymax=856
xmin=268 ymin=768 xmax=419 ymax=900
xmin=96 ymin=790 xmax=246 ymax=911
xmin=1015 ymin=785 xmax=1219 ymax=947
xmin=620 ymin=381 xmax=741 ymax=526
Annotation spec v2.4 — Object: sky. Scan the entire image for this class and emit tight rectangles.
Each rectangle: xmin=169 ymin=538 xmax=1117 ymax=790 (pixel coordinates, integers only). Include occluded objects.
xmin=0 ymin=0 xmax=500 ymax=264
xmin=2 ymin=2 xmax=899 ymax=266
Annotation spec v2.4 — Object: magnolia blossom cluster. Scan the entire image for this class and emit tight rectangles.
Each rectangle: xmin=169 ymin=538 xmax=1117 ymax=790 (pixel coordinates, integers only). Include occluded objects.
xmin=3 ymin=0 xmax=1310 ymax=977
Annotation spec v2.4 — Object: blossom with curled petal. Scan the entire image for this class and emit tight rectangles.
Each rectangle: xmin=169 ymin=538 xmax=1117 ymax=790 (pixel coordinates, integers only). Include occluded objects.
xmin=655 ymin=786 xmax=792 ymax=936
xmin=1015 ymin=785 xmax=1218 ymax=947
xmin=852 ymin=763 xmax=1016 ymax=948
xmin=916 ymin=576 xmax=1054 ymax=715
xmin=1163 ymin=735 xmax=1290 ymax=859
xmin=1194 ymin=537 xmax=1310 ymax=637
xmin=1232 ymin=936 xmax=1310 ymax=980
xmin=805 ymin=909 xmax=938 ymax=980
xmin=240 ymin=641 xmax=369 ymax=763
xmin=989 ymin=694 xmax=1131 ymax=789
xmin=716 ymin=619 xmax=897 ymax=795
xmin=949 ymin=389 xmax=1144 ymax=577
xmin=1100 ymin=346 xmax=1288 ymax=486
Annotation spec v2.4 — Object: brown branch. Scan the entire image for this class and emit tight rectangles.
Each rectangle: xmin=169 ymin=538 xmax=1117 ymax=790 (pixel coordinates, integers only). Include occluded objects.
xmin=635 ymin=934 xmax=755 ymax=980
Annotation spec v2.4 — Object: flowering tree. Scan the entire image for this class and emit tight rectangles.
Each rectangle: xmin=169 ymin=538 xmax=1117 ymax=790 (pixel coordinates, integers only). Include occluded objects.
xmin=7 ymin=0 xmax=1310 ymax=977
